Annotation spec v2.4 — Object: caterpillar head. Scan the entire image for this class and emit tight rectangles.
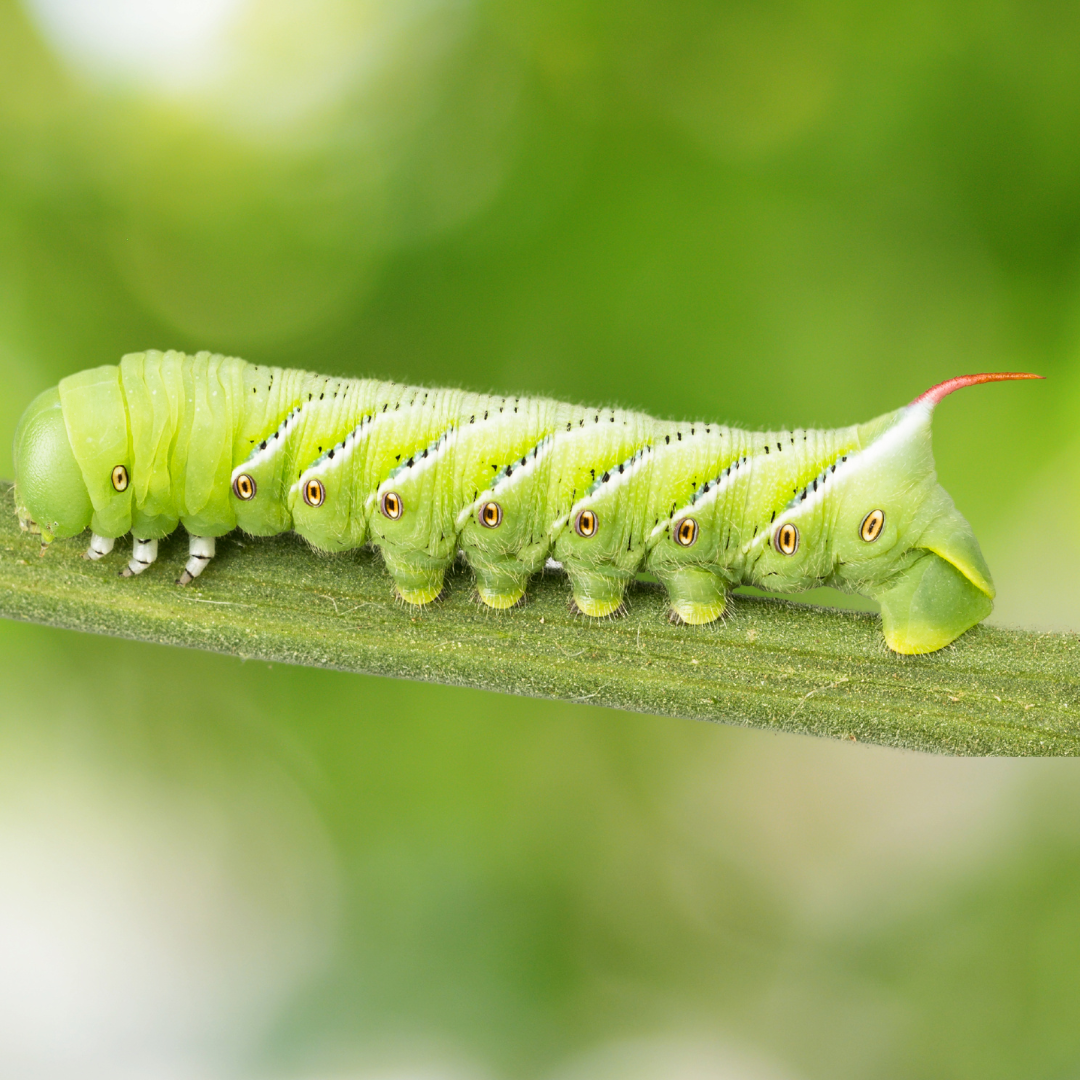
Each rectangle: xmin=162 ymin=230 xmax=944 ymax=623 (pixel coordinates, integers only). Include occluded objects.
xmin=12 ymin=386 xmax=93 ymax=543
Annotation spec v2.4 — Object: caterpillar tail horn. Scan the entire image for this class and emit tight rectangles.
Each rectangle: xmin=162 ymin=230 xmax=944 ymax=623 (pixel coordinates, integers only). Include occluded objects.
xmin=912 ymin=371 xmax=1043 ymax=408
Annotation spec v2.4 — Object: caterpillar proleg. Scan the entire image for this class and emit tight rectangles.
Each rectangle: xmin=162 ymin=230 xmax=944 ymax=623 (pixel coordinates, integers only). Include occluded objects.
xmin=12 ymin=351 xmax=1040 ymax=654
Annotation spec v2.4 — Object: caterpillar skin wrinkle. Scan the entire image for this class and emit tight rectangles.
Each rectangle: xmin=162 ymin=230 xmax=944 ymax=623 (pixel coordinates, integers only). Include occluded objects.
xmin=12 ymin=351 xmax=1040 ymax=654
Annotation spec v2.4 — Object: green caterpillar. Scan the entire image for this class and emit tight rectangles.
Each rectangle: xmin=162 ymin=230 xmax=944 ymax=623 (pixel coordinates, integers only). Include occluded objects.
xmin=12 ymin=351 xmax=1039 ymax=654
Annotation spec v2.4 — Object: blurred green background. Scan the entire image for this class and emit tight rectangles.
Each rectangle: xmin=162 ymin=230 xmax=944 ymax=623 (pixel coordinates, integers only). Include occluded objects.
xmin=2 ymin=1 xmax=1080 ymax=1077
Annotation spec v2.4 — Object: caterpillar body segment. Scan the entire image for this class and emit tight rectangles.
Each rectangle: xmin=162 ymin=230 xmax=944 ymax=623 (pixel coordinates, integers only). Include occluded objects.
xmin=12 ymin=351 xmax=1041 ymax=654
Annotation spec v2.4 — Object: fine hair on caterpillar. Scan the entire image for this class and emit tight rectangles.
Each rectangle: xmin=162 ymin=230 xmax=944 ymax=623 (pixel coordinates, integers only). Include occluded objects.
xmin=11 ymin=351 xmax=1041 ymax=654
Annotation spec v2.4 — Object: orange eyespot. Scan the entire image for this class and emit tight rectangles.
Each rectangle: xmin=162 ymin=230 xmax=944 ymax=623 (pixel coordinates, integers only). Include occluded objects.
xmin=575 ymin=509 xmax=598 ymax=538
xmin=381 ymin=491 xmax=403 ymax=520
xmin=111 ymin=465 xmax=129 ymax=492
xmin=303 ymin=478 xmax=325 ymax=508
xmin=775 ymin=522 xmax=799 ymax=555
xmin=675 ymin=518 xmax=698 ymax=547
xmin=479 ymin=501 xmax=503 ymax=528
xmin=860 ymin=509 xmax=885 ymax=543
xmin=233 ymin=473 xmax=256 ymax=501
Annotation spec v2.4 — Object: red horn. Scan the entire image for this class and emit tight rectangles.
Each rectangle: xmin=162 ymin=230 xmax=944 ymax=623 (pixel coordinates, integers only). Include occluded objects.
xmin=912 ymin=371 xmax=1044 ymax=407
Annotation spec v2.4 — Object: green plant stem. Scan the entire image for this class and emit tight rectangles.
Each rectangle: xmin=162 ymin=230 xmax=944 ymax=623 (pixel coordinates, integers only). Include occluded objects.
xmin=1 ymin=483 xmax=1076 ymax=754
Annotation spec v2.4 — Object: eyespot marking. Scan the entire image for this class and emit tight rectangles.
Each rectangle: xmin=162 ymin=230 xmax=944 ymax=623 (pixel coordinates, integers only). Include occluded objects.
xmin=480 ymin=501 xmax=503 ymax=529
xmin=776 ymin=523 xmax=799 ymax=555
xmin=233 ymin=473 xmax=256 ymax=500
xmin=381 ymin=491 xmax=403 ymax=519
xmin=575 ymin=509 xmax=598 ymax=538
xmin=111 ymin=465 xmax=129 ymax=492
xmin=675 ymin=518 xmax=699 ymax=547
xmin=860 ymin=509 xmax=885 ymax=543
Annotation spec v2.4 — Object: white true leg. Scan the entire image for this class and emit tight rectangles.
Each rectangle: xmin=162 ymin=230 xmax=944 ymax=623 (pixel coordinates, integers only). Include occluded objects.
xmin=83 ymin=533 xmax=115 ymax=561
xmin=120 ymin=537 xmax=158 ymax=577
xmin=177 ymin=535 xmax=216 ymax=585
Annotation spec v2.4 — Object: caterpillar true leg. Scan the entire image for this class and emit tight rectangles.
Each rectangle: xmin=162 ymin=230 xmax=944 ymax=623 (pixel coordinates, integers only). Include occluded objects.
xmin=83 ymin=533 xmax=115 ymax=561
xmin=177 ymin=535 xmax=216 ymax=586
xmin=120 ymin=537 xmax=158 ymax=577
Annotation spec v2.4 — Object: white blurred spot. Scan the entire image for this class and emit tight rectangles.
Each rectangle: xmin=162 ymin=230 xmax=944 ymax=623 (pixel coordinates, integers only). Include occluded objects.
xmin=0 ymin=763 xmax=339 ymax=1078
xmin=20 ymin=0 xmax=473 ymax=141
xmin=21 ymin=0 xmax=246 ymax=92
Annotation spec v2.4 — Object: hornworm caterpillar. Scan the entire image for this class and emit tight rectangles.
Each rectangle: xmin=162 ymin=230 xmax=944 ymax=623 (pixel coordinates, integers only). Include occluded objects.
xmin=12 ymin=351 xmax=1040 ymax=654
